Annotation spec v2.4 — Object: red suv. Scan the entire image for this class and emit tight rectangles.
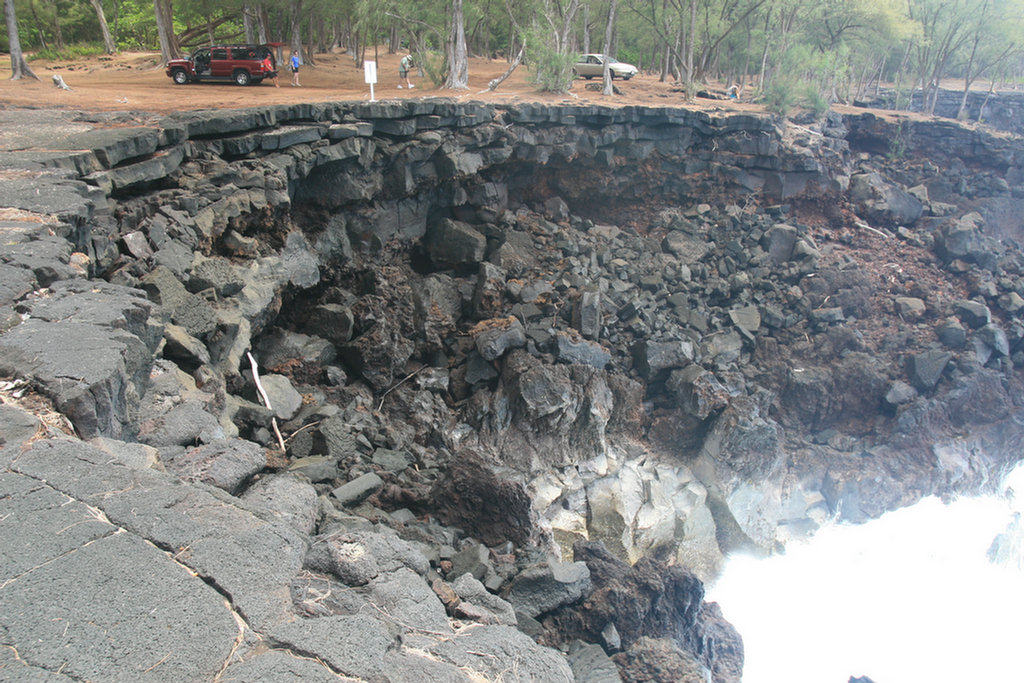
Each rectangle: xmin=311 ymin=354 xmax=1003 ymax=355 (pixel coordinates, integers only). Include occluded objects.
xmin=166 ymin=45 xmax=275 ymax=86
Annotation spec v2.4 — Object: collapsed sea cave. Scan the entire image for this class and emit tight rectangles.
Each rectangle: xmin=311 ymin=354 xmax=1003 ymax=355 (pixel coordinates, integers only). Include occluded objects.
xmin=2 ymin=100 xmax=1024 ymax=682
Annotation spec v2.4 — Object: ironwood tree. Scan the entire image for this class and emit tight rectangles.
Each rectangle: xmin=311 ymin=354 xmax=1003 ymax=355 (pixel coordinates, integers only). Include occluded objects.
xmin=5 ymin=0 xmax=40 ymax=80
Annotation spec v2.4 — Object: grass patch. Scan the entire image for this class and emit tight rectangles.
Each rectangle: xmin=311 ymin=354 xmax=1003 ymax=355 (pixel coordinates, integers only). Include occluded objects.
xmin=29 ymin=43 xmax=109 ymax=62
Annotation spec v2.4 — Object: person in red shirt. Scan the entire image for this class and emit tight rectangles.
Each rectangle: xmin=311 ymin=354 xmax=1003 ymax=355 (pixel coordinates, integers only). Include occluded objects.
xmin=262 ymin=56 xmax=279 ymax=88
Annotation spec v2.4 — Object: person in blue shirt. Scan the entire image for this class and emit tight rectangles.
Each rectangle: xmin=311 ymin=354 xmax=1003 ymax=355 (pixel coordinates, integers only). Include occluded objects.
xmin=290 ymin=51 xmax=301 ymax=87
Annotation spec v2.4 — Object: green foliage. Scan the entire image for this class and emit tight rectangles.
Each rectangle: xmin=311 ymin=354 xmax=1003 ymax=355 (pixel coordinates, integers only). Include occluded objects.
xmin=764 ymin=80 xmax=798 ymax=116
xmin=416 ymin=50 xmax=446 ymax=87
xmin=28 ymin=42 xmax=109 ymax=61
xmin=802 ymin=84 xmax=830 ymax=117
xmin=522 ymin=23 xmax=576 ymax=92
xmin=114 ymin=0 xmax=159 ymax=51
xmin=762 ymin=44 xmax=829 ymax=117
xmin=887 ymin=119 xmax=907 ymax=160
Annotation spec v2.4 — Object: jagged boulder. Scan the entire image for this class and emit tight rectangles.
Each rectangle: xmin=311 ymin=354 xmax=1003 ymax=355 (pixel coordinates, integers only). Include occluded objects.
xmin=667 ymin=366 xmax=730 ymax=420
xmin=162 ymin=438 xmax=266 ymax=494
xmin=429 ymin=450 xmax=535 ymax=546
xmin=546 ymin=541 xmax=741 ymax=683
xmin=849 ymin=171 xmax=923 ymax=226
xmin=935 ymin=212 xmax=998 ymax=269
xmin=412 ymin=273 xmax=462 ymax=349
xmin=556 ymin=331 xmax=612 ymax=368
xmin=240 ymin=472 xmax=319 ymax=535
xmin=614 ymin=637 xmax=712 ymax=683
xmin=339 ymin=296 xmax=415 ymax=390
xmin=253 ymin=328 xmax=336 ymax=369
xmin=304 ymin=527 xmax=430 ymax=586
xmin=761 ymin=223 xmax=799 ymax=263
xmin=504 ymin=556 xmax=592 ymax=618
xmin=906 ymin=349 xmax=952 ymax=391
xmin=701 ymin=396 xmax=781 ymax=480
xmin=568 ymin=640 xmax=624 ymax=682
xmin=474 ymin=316 xmax=527 ymax=360
xmin=633 ymin=340 xmax=696 ymax=380
xmin=306 ymin=303 xmax=356 ymax=345
xmin=0 ymin=280 xmax=159 ymax=439
xmin=423 ymin=217 xmax=487 ymax=269
xmin=662 ymin=230 xmax=711 ymax=263
xmin=188 ymin=255 xmax=245 ymax=297
xmin=451 ymin=573 xmax=518 ymax=625
xmin=138 ymin=399 xmax=225 ymax=447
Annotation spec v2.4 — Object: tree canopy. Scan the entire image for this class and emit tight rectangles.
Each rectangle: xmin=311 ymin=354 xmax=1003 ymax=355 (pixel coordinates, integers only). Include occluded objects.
xmin=4 ymin=0 xmax=1022 ymax=109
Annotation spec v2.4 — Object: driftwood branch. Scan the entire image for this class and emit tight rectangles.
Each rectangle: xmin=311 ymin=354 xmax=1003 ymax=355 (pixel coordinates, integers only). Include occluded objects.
xmin=246 ymin=351 xmax=286 ymax=452
xmin=483 ymin=44 xmax=525 ymax=92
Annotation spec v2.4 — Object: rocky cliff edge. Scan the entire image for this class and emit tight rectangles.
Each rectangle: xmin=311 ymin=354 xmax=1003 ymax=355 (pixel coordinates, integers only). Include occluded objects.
xmin=1 ymin=99 xmax=1023 ymax=683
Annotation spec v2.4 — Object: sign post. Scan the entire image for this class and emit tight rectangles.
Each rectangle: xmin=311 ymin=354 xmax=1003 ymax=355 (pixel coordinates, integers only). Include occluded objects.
xmin=364 ymin=60 xmax=378 ymax=102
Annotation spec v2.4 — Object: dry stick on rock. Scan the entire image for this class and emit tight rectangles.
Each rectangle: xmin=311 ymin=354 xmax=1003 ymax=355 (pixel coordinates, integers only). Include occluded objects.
xmin=376 ymin=366 xmax=425 ymax=412
xmin=283 ymin=420 xmax=321 ymax=445
xmin=246 ymin=351 xmax=286 ymax=452
xmin=855 ymin=221 xmax=891 ymax=239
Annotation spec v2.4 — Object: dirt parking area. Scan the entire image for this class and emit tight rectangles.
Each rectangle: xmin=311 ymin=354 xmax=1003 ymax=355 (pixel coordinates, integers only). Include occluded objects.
xmin=0 ymin=50 xmax=765 ymax=115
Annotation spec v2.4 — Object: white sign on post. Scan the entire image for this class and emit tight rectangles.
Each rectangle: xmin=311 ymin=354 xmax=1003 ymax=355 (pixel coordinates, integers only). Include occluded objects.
xmin=364 ymin=60 xmax=378 ymax=101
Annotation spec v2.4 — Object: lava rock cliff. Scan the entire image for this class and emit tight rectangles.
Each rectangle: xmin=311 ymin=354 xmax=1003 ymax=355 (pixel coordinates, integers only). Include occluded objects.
xmin=1 ymin=99 xmax=1023 ymax=683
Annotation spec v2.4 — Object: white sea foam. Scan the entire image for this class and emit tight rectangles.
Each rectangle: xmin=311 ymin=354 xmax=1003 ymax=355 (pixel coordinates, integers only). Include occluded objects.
xmin=708 ymin=463 xmax=1024 ymax=683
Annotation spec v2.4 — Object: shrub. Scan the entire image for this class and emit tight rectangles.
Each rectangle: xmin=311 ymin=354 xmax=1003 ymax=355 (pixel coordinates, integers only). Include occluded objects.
xmin=764 ymin=80 xmax=798 ymax=117
xmin=523 ymin=26 xmax=576 ymax=93
xmin=803 ymin=85 xmax=830 ymax=118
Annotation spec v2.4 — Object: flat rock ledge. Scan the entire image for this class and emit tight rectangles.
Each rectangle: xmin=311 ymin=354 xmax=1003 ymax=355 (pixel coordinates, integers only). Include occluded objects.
xmin=0 ymin=412 xmax=575 ymax=683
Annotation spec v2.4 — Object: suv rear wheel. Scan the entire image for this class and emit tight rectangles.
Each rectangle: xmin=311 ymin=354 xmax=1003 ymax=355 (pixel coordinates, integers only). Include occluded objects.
xmin=171 ymin=68 xmax=189 ymax=85
xmin=233 ymin=69 xmax=251 ymax=86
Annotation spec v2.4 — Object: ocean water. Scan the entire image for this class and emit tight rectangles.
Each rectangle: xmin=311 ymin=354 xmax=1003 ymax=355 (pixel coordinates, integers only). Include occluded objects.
xmin=708 ymin=465 xmax=1024 ymax=683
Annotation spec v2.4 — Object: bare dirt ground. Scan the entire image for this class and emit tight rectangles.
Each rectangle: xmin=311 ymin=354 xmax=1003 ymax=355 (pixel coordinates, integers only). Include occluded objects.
xmin=0 ymin=49 xmax=771 ymax=115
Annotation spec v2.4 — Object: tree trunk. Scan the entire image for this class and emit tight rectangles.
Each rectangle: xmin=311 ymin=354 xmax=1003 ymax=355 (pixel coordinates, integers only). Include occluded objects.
xmin=50 ymin=0 xmax=64 ymax=50
xmin=257 ymin=4 xmax=268 ymax=44
xmin=153 ymin=0 xmax=180 ymax=63
xmin=289 ymin=0 xmax=304 ymax=62
xmin=673 ymin=17 xmax=683 ymax=82
xmin=90 ymin=0 xmax=116 ymax=53
xmin=305 ymin=12 xmax=317 ymax=64
xmin=684 ymin=0 xmax=696 ymax=96
xmin=444 ymin=0 xmax=468 ymax=89
xmin=487 ymin=43 xmax=523 ymax=90
xmin=481 ymin=2 xmax=491 ymax=58
xmin=243 ymin=3 xmax=257 ymax=43
xmin=582 ymin=2 xmax=590 ymax=54
xmin=5 ymin=0 xmax=40 ymax=80
xmin=112 ymin=0 xmax=120 ymax=45
xmin=601 ymin=0 xmax=617 ymax=96
xmin=29 ymin=0 xmax=49 ymax=51
xmin=756 ymin=7 xmax=771 ymax=95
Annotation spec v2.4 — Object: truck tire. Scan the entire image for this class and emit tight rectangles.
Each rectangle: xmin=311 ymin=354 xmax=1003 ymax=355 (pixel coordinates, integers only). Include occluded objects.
xmin=234 ymin=70 xmax=251 ymax=86
xmin=171 ymin=69 xmax=189 ymax=85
